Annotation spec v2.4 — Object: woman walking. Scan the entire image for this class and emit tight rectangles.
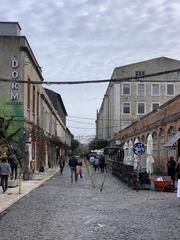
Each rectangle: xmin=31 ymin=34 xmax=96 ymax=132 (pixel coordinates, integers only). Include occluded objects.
xmin=76 ymin=155 xmax=83 ymax=179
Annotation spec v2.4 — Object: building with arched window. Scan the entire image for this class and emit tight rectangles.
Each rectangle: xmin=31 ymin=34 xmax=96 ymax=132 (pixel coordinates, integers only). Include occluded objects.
xmin=116 ymin=94 xmax=180 ymax=173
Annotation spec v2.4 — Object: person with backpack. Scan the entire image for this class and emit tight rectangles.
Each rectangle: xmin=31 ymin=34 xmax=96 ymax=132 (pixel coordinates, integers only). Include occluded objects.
xmin=68 ymin=154 xmax=78 ymax=183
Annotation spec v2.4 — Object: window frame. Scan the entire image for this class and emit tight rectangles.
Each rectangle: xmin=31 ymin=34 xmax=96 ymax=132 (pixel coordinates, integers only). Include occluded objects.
xmin=151 ymin=102 xmax=160 ymax=111
xmin=137 ymin=102 xmax=146 ymax=115
xmin=151 ymin=83 xmax=160 ymax=96
xmin=122 ymin=102 xmax=131 ymax=114
xmin=137 ymin=83 xmax=146 ymax=96
xmin=166 ymin=83 xmax=175 ymax=96
xmin=122 ymin=83 xmax=131 ymax=96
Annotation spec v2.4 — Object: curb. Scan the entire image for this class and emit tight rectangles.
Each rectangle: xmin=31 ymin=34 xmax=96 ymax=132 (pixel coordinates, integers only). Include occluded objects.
xmin=0 ymin=169 xmax=58 ymax=215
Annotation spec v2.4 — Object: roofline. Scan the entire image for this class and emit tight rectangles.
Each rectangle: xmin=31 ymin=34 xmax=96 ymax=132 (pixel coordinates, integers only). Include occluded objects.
xmin=20 ymin=36 xmax=43 ymax=81
xmin=111 ymin=56 xmax=180 ymax=78
xmin=44 ymin=88 xmax=68 ymax=116
xmin=0 ymin=21 xmax=21 ymax=30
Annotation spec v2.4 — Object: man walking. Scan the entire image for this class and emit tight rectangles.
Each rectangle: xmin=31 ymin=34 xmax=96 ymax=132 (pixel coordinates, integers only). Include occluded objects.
xmin=68 ymin=154 xmax=78 ymax=183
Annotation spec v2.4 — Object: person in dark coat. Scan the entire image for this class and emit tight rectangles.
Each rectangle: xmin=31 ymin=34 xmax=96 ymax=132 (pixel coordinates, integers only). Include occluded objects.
xmin=99 ymin=154 xmax=106 ymax=173
xmin=68 ymin=155 xmax=78 ymax=183
xmin=8 ymin=152 xmax=18 ymax=179
xmin=0 ymin=157 xmax=12 ymax=193
xmin=167 ymin=156 xmax=176 ymax=186
xmin=59 ymin=155 xmax=65 ymax=174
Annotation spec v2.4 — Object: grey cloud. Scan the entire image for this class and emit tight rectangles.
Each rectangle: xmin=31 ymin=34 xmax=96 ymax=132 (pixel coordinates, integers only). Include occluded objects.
xmin=1 ymin=0 xmax=180 ymax=136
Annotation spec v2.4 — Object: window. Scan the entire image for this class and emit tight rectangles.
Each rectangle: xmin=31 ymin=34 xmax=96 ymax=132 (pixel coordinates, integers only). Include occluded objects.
xmin=166 ymin=83 xmax=174 ymax=96
xmin=122 ymin=83 xmax=130 ymax=95
xmin=151 ymin=84 xmax=160 ymax=96
xmin=122 ymin=121 xmax=131 ymax=129
xmin=122 ymin=103 xmax=130 ymax=114
xmin=32 ymin=86 xmax=35 ymax=114
xmin=137 ymin=83 xmax=145 ymax=96
xmin=152 ymin=102 xmax=160 ymax=111
xmin=134 ymin=71 xmax=145 ymax=78
xmin=137 ymin=102 xmax=145 ymax=114
xmin=177 ymin=71 xmax=180 ymax=80
xmin=27 ymin=79 xmax=31 ymax=109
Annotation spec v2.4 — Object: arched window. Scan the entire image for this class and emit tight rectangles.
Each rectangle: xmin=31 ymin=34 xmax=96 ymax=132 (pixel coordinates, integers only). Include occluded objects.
xmin=152 ymin=132 xmax=157 ymax=157
xmin=167 ymin=126 xmax=176 ymax=157
xmin=141 ymin=135 xmax=145 ymax=143
xmin=159 ymin=129 xmax=165 ymax=159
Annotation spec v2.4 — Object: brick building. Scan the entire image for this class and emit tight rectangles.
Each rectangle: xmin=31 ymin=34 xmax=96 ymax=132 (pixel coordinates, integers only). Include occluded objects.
xmin=116 ymin=94 xmax=180 ymax=173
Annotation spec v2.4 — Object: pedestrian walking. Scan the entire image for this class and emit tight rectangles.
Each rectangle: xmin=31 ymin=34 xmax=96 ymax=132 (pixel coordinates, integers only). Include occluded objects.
xmin=99 ymin=154 xmax=106 ymax=173
xmin=0 ymin=157 xmax=12 ymax=193
xmin=76 ymin=155 xmax=83 ymax=179
xmin=167 ymin=156 xmax=176 ymax=187
xmin=59 ymin=154 xmax=65 ymax=174
xmin=68 ymin=154 xmax=78 ymax=183
xmin=8 ymin=151 xmax=18 ymax=179
xmin=93 ymin=156 xmax=99 ymax=172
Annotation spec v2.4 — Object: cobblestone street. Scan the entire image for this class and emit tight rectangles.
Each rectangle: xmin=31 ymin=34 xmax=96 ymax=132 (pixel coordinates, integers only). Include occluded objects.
xmin=0 ymin=164 xmax=180 ymax=240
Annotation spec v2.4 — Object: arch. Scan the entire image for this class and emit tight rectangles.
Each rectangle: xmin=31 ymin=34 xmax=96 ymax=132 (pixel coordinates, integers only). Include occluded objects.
xmin=141 ymin=135 xmax=145 ymax=143
xmin=167 ymin=126 xmax=176 ymax=158
xmin=159 ymin=128 xmax=165 ymax=160
xmin=152 ymin=131 xmax=158 ymax=158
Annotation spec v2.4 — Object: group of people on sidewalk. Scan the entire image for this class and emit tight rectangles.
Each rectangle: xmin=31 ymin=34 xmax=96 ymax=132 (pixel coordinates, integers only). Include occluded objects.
xmin=0 ymin=147 xmax=19 ymax=194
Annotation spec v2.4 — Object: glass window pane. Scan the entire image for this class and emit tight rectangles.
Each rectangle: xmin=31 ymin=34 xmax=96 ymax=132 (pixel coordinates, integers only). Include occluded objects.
xmin=138 ymin=84 xmax=144 ymax=96
xmin=123 ymin=103 xmax=130 ymax=113
xmin=138 ymin=103 xmax=145 ymax=114
xmin=123 ymin=84 xmax=130 ymax=95
xmin=167 ymin=84 xmax=174 ymax=95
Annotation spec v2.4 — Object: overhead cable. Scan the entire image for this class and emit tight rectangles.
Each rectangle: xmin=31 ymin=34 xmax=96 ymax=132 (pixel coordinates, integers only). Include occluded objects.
xmin=1 ymin=67 xmax=180 ymax=84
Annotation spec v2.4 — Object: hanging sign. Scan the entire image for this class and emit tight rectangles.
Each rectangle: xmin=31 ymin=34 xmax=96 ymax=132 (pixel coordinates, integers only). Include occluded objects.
xmin=133 ymin=142 xmax=145 ymax=155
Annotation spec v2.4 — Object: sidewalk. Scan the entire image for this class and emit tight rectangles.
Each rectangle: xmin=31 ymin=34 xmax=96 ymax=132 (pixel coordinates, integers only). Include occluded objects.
xmin=0 ymin=168 xmax=59 ymax=214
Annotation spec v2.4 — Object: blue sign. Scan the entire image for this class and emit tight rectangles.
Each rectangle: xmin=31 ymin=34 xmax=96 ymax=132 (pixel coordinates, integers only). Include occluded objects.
xmin=133 ymin=142 xmax=145 ymax=155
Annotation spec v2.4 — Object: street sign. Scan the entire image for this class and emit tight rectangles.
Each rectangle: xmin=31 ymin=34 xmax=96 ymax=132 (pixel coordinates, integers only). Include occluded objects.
xmin=133 ymin=142 xmax=145 ymax=155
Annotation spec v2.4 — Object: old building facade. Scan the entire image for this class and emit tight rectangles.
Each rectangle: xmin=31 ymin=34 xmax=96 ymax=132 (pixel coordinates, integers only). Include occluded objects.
xmin=0 ymin=22 xmax=72 ymax=172
xmin=96 ymin=57 xmax=180 ymax=145
xmin=116 ymin=94 xmax=180 ymax=173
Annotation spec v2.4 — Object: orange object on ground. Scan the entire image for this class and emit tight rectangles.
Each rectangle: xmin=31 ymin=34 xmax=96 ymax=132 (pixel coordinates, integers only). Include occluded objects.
xmin=154 ymin=180 xmax=172 ymax=192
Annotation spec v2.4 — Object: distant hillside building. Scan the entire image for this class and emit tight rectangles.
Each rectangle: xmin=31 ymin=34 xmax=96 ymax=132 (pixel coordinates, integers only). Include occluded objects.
xmin=96 ymin=57 xmax=180 ymax=145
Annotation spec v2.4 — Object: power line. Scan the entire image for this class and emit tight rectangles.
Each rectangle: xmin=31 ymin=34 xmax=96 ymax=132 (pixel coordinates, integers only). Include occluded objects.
xmin=1 ymin=67 xmax=180 ymax=84
xmin=67 ymin=115 xmax=95 ymax=120
xmin=67 ymin=119 xmax=95 ymax=125
xmin=68 ymin=126 xmax=95 ymax=129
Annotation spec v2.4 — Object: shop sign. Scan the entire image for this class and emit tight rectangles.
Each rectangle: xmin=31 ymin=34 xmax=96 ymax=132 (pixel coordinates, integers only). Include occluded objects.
xmin=133 ymin=142 xmax=145 ymax=155
xmin=10 ymin=57 xmax=20 ymax=102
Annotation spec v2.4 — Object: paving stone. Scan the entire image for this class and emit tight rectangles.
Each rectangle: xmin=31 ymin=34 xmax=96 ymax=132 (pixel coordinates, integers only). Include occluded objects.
xmin=0 ymin=164 xmax=179 ymax=240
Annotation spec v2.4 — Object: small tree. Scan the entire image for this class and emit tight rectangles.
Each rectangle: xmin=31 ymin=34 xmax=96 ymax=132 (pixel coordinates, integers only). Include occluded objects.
xmin=89 ymin=138 xmax=108 ymax=151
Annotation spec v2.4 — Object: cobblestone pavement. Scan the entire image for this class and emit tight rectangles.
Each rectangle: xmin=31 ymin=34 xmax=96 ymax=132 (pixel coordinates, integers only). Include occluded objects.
xmin=0 ymin=164 xmax=180 ymax=240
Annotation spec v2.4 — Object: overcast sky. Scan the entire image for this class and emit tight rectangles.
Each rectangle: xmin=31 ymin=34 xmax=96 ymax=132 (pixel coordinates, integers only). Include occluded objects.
xmin=1 ymin=0 xmax=180 ymax=140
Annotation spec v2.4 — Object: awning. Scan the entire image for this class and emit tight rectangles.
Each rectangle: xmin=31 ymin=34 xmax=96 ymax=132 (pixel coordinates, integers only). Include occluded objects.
xmin=164 ymin=131 xmax=180 ymax=147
